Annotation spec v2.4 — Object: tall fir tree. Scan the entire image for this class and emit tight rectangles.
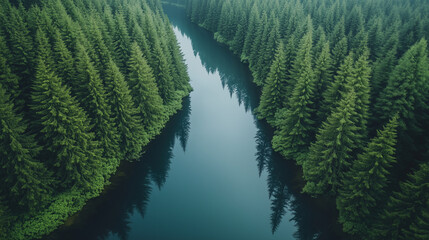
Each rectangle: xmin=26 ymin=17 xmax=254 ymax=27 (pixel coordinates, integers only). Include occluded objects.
xmin=127 ymin=42 xmax=167 ymax=138
xmin=0 ymin=84 xmax=51 ymax=212
xmin=272 ymin=30 xmax=317 ymax=165
xmin=303 ymin=91 xmax=360 ymax=195
xmin=74 ymin=42 xmax=121 ymax=176
xmin=320 ymin=53 xmax=354 ymax=120
xmin=372 ymin=162 xmax=429 ymax=240
xmin=313 ymin=41 xmax=333 ymax=123
xmin=337 ymin=116 xmax=398 ymax=236
xmin=31 ymin=58 xmax=103 ymax=190
xmin=105 ymin=58 xmax=146 ymax=161
xmin=257 ymin=42 xmax=287 ymax=124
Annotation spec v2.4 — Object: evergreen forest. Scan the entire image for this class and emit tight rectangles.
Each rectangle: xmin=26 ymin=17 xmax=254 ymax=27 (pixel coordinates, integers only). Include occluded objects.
xmin=0 ymin=0 xmax=191 ymax=239
xmin=185 ymin=0 xmax=429 ymax=239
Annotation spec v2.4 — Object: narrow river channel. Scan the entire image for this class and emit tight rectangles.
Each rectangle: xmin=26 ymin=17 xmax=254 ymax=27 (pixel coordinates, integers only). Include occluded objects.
xmin=47 ymin=4 xmax=340 ymax=240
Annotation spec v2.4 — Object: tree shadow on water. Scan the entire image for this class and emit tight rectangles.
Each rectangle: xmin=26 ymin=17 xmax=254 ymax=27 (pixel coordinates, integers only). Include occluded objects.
xmin=45 ymin=96 xmax=192 ymax=240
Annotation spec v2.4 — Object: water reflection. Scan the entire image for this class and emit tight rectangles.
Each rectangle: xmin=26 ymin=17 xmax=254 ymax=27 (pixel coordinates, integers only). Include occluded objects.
xmin=47 ymin=96 xmax=192 ymax=240
xmin=164 ymin=4 xmax=341 ymax=240
xmin=164 ymin=5 xmax=260 ymax=114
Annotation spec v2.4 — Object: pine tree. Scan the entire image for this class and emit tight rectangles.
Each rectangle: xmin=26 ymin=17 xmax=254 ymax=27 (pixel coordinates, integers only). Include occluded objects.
xmin=0 ymin=84 xmax=51 ymax=212
xmin=272 ymin=31 xmax=317 ymax=165
xmin=257 ymin=42 xmax=287 ymax=124
xmin=406 ymin=201 xmax=429 ymax=240
xmin=52 ymin=29 xmax=76 ymax=89
xmin=113 ymin=12 xmax=131 ymax=72
xmin=346 ymin=50 xmax=371 ymax=150
xmin=152 ymin=40 xmax=175 ymax=104
xmin=337 ymin=116 xmax=398 ymax=236
xmin=255 ymin=18 xmax=279 ymax=85
xmin=0 ymin=35 xmax=20 ymax=105
xmin=374 ymin=38 xmax=429 ymax=132
xmin=313 ymin=41 xmax=333 ymax=122
xmin=303 ymin=91 xmax=359 ymax=195
xmin=241 ymin=4 xmax=259 ymax=62
xmin=31 ymin=58 xmax=102 ymax=190
xmin=105 ymin=59 xmax=146 ymax=161
xmin=128 ymin=42 xmax=166 ymax=138
xmin=320 ymin=53 xmax=354 ymax=120
xmin=74 ymin=43 xmax=121 ymax=176
xmin=331 ymin=37 xmax=348 ymax=71
xmin=372 ymin=162 xmax=429 ymax=240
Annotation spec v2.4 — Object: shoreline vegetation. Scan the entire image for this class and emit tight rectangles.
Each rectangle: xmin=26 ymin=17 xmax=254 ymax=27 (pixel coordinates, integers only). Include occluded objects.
xmin=0 ymin=0 xmax=191 ymax=239
xmin=183 ymin=0 xmax=429 ymax=239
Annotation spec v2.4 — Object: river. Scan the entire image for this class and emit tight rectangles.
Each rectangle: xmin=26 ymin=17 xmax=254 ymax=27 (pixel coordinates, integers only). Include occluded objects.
xmin=46 ymin=4 xmax=341 ymax=240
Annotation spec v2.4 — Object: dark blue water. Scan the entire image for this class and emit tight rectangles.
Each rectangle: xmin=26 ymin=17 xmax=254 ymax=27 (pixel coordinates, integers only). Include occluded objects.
xmin=46 ymin=5 xmax=340 ymax=240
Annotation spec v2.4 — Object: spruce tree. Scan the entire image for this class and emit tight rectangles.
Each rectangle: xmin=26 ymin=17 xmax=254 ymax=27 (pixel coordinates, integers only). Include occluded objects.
xmin=257 ymin=42 xmax=287 ymax=124
xmin=321 ymin=53 xmax=354 ymax=120
xmin=374 ymin=38 xmax=429 ymax=132
xmin=152 ymin=41 xmax=175 ymax=104
xmin=337 ymin=116 xmax=398 ymax=236
xmin=128 ymin=42 xmax=166 ymax=138
xmin=272 ymin=31 xmax=317 ymax=165
xmin=0 ymin=84 xmax=51 ymax=212
xmin=52 ymin=29 xmax=76 ymax=89
xmin=31 ymin=58 xmax=102 ymax=190
xmin=74 ymin=43 xmax=121 ymax=176
xmin=373 ymin=162 xmax=429 ymax=240
xmin=0 ymin=36 xmax=20 ymax=105
xmin=105 ymin=58 xmax=146 ymax=161
xmin=303 ymin=91 xmax=359 ymax=195
xmin=313 ymin=41 xmax=333 ymax=122
xmin=113 ymin=12 xmax=131 ymax=72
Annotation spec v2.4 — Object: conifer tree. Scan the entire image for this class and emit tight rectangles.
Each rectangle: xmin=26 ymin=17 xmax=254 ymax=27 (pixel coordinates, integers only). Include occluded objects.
xmin=128 ymin=42 xmax=166 ymax=137
xmin=241 ymin=4 xmax=259 ymax=61
xmin=374 ymin=38 xmax=429 ymax=132
xmin=344 ymin=50 xmax=371 ymax=151
xmin=272 ymin=31 xmax=317 ymax=165
xmin=152 ymin=41 xmax=175 ymax=104
xmin=321 ymin=53 xmax=354 ymax=120
xmin=113 ymin=12 xmax=131 ymax=72
xmin=303 ymin=91 xmax=359 ymax=195
xmin=35 ymin=28 xmax=55 ymax=72
xmin=231 ymin=13 xmax=247 ymax=56
xmin=255 ymin=18 xmax=279 ymax=85
xmin=74 ymin=43 xmax=121 ymax=175
xmin=0 ymin=84 xmax=51 ymax=212
xmin=105 ymin=58 xmax=146 ymax=161
xmin=257 ymin=42 xmax=287 ymax=124
xmin=373 ymin=162 xmax=429 ymax=240
xmin=337 ymin=116 xmax=398 ymax=236
xmin=0 ymin=36 xmax=20 ymax=104
xmin=313 ymin=41 xmax=333 ymax=122
xmin=52 ymin=29 xmax=76 ymax=89
xmin=331 ymin=37 xmax=348 ymax=71
xmin=31 ymin=58 xmax=102 ymax=190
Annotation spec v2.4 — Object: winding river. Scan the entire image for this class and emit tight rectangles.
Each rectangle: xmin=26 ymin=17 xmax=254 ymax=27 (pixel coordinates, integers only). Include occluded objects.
xmin=46 ymin=4 xmax=341 ymax=240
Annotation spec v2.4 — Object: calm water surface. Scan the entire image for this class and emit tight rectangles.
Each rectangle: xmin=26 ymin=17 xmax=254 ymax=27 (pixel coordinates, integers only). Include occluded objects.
xmin=47 ymin=5 xmax=340 ymax=240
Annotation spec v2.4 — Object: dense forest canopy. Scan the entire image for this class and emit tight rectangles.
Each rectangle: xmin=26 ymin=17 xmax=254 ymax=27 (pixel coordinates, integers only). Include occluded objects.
xmin=0 ymin=0 xmax=191 ymax=239
xmin=185 ymin=0 xmax=429 ymax=239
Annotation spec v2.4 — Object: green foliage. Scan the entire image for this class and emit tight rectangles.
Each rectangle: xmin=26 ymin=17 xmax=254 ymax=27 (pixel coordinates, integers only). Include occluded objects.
xmin=257 ymin=42 xmax=287 ymax=124
xmin=302 ymin=91 xmax=359 ymax=195
xmin=128 ymin=42 xmax=167 ymax=137
xmin=272 ymin=31 xmax=317 ymax=165
xmin=31 ymin=58 xmax=103 ymax=190
xmin=105 ymin=59 xmax=146 ymax=161
xmin=0 ymin=84 xmax=52 ymax=212
xmin=337 ymin=116 xmax=398 ymax=236
xmin=372 ymin=162 xmax=429 ymax=240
